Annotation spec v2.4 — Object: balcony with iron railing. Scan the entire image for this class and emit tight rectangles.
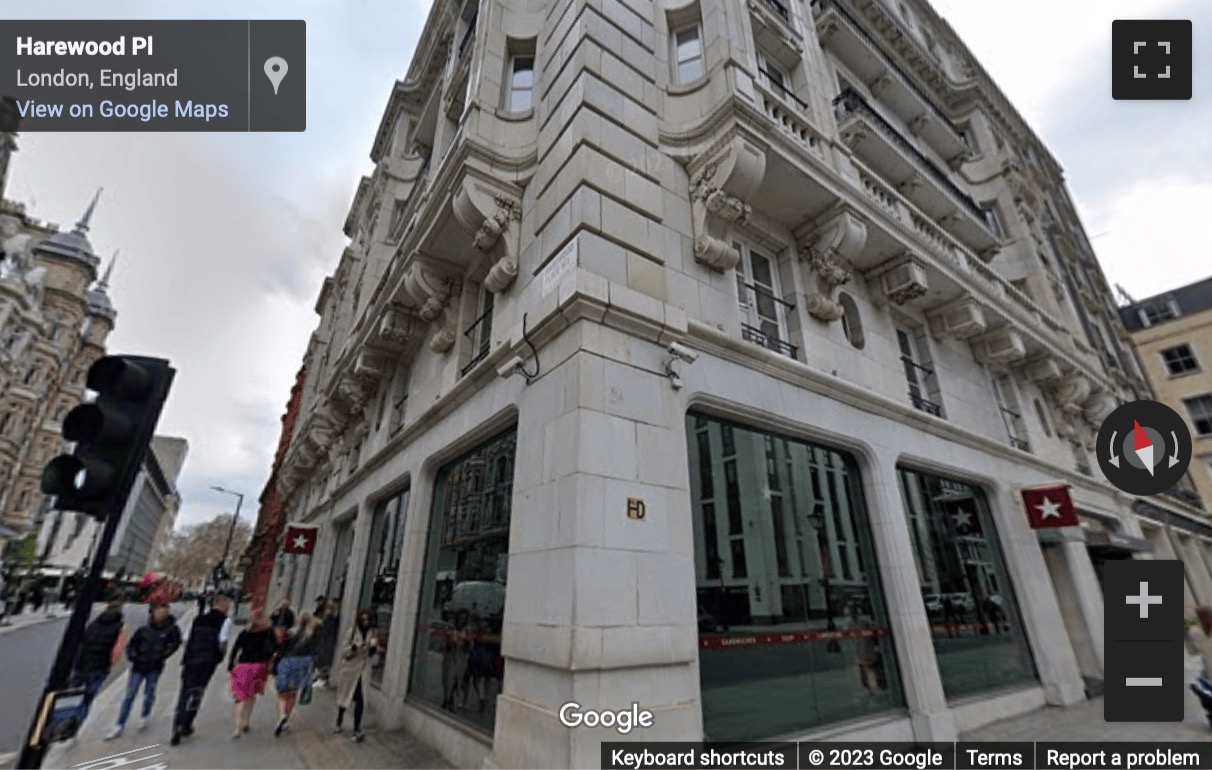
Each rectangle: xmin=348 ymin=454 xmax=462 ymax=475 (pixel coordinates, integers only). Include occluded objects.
xmin=834 ymin=87 xmax=997 ymax=254
xmin=909 ymin=392 xmax=943 ymax=418
xmin=742 ymin=323 xmax=799 ymax=360
xmin=460 ymin=305 xmax=493 ymax=376
xmin=811 ymin=0 xmax=966 ymax=162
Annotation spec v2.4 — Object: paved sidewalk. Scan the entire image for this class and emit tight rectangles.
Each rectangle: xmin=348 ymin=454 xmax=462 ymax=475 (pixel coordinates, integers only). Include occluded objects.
xmin=0 ymin=606 xmax=75 ymax=635
xmin=963 ymin=659 xmax=1211 ymax=742
xmin=41 ymin=609 xmax=451 ymax=770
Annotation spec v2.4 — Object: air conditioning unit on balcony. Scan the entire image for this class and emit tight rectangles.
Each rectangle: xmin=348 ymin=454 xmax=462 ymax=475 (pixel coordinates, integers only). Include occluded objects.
xmin=975 ymin=328 xmax=1027 ymax=365
xmin=929 ymin=298 xmax=987 ymax=339
xmin=878 ymin=257 xmax=929 ymax=305
xmin=1022 ymin=355 xmax=1063 ymax=384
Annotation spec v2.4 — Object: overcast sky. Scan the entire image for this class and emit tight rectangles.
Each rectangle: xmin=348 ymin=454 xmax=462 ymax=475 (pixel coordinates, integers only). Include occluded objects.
xmin=5 ymin=0 xmax=1208 ymax=532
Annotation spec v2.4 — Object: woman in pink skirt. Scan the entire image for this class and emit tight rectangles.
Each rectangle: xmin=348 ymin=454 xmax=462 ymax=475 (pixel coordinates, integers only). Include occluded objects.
xmin=226 ymin=609 xmax=279 ymax=738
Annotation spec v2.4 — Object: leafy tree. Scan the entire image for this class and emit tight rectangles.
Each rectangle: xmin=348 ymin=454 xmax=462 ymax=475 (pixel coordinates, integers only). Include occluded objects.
xmin=154 ymin=513 xmax=252 ymax=587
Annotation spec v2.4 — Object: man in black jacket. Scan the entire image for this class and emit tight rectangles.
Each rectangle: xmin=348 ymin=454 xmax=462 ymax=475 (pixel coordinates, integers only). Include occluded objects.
xmin=105 ymin=603 xmax=181 ymax=740
xmin=171 ymin=595 xmax=232 ymax=745
xmin=70 ymin=596 xmax=126 ymax=727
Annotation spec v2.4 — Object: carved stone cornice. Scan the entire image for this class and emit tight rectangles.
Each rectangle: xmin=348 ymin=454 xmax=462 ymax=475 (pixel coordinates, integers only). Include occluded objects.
xmin=688 ymin=135 xmax=766 ymax=272
xmin=401 ymin=256 xmax=461 ymax=354
xmin=452 ymin=176 xmax=522 ymax=293
xmin=795 ymin=206 xmax=866 ymax=322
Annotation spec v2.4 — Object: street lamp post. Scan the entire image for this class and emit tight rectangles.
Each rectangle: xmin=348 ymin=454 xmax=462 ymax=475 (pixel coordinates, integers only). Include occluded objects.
xmin=210 ymin=486 xmax=244 ymax=594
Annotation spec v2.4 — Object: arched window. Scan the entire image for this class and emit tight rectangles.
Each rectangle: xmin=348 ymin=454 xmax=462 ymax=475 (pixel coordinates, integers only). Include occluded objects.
xmin=838 ymin=293 xmax=865 ymax=349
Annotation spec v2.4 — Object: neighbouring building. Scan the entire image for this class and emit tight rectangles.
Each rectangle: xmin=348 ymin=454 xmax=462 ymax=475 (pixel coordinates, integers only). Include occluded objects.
xmin=0 ymin=121 xmax=118 ymax=552
xmin=1120 ymin=277 xmax=1212 ymax=513
xmin=242 ymin=366 xmax=308 ymax=613
xmin=36 ymin=435 xmax=189 ymax=581
xmin=262 ymin=1 xmax=1212 ymax=766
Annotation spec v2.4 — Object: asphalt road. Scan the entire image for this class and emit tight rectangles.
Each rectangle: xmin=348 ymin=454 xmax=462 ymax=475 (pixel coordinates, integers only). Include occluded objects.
xmin=0 ymin=611 xmax=104 ymax=757
xmin=0 ymin=602 xmax=186 ymax=760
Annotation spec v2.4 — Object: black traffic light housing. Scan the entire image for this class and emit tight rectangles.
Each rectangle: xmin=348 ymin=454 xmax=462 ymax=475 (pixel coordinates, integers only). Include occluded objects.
xmin=40 ymin=356 xmax=174 ymax=520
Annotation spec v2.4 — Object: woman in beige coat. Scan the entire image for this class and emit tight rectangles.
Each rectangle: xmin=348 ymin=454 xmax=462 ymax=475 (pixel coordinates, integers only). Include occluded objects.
xmin=334 ymin=608 xmax=378 ymax=742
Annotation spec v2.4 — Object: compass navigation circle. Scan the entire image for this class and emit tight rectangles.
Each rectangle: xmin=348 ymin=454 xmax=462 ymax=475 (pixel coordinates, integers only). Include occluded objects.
xmin=1098 ymin=400 xmax=1192 ymax=496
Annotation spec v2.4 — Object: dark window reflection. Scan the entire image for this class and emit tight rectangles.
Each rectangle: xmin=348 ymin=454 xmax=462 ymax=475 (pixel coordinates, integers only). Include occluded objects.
xmin=359 ymin=488 xmax=409 ymax=687
xmin=687 ymin=413 xmax=904 ymax=741
xmin=409 ymin=428 xmax=515 ymax=732
xmin=896 ymin=468 xmax=1036 ymax=698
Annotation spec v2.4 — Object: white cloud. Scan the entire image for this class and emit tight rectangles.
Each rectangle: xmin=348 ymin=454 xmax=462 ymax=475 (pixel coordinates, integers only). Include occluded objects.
xmin=1078 ymin=180 xmax=1212 ymax=299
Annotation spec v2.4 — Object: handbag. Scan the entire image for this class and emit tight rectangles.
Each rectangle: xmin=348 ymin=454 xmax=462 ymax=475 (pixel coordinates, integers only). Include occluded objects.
xmin=299 ymin=681 xmax=313 ymax=705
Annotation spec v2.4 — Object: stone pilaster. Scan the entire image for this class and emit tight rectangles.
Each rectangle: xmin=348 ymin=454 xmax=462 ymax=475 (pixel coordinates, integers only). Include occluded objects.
xmin=864 ymin=448 xmax=955 ymax=742
xmin=990 ymin=489 xmax=1085 ymax=705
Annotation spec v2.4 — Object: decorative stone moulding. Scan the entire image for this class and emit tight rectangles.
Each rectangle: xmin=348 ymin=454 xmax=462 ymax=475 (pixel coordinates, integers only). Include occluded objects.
xmin=796 ymin=207 xmax=867 ymax=322
xmin=870 ymin=253 xmax=929 ymax=306
xmin=1022 ymin=354 xmax=1064 ymax=384
xmin=928 ymin=296 xmax=987 ymax=339
xmin=452 ymin=177 xmax=521 ymax=293
xmin=1083 ymin=390 xmax=1118 ymax=425
xmin=689 ymin=135 xmax=767 ymax=272
xmin=974 ymin=327 xmax=1027 ymax=365
xmin=401 ymin=256 xmax=461 ymax=354
xmin=1055 ymin=374 xmax=1092 ymax=415
xmin=375 ymin=306 xmax=425 ymax=351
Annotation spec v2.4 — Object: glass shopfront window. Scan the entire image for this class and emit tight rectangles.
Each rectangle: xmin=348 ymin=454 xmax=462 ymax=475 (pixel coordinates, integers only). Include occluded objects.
xmin=409 ymin=428 xmax=515 ymax=732
xmin=896 ymin=468 xmax=1035 ymax=698
xmin=686 ymin=413 xmax=903 ymax=741
xmin=359 ymin=487 xmax=409 ymax=687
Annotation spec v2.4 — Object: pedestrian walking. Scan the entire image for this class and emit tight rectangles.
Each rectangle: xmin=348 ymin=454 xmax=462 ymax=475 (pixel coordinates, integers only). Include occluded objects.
xmin=271 ymin=597 xmax=295 ymax=631
xmin=334 ymin=608 xmax=378 ymax=742
xmin=227 ymin=609 xmax=279 ymax=738
xmin=106 ymin=603 xmax=181 ymax=740
xmin=196 ymin=591 xmax=207 ymax=616
xmin=30 ymin=582 xmax=44 ymax=612
xmin=70 ymin=595 xmax=127 ymax=729
xmin=314 ymin=598 xmax=340 ymax=687
xmin=272 ymin=612 xmax=320 ymax=736
xmin=45 ymin=581 xmax=60 ymax=617
xmin=171 ymin=595 xmax=233 ymax=745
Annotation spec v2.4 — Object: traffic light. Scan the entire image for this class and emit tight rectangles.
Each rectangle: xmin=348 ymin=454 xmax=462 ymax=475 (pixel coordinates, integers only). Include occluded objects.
xmin=40 ymin=356 xmax=174 ymax=520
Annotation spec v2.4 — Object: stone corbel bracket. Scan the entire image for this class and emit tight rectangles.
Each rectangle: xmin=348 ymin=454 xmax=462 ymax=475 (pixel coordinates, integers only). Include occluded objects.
xmin=402 ymin=256 xmax=462 ymax=354
xmin=452 ymin=177 xmax=522 ymax=293
xmin=795 ymin=207 xmax=866 ymax=322
xmin=689 ymin=136 xmax=766 ymax=272
xmin=1082 ymin=389 xmax=1117 ymax=426
xmin=1054 ymin=373 xmax=1092 ymax=416
xmin=374 ymin=306 xmax=427 ymax=353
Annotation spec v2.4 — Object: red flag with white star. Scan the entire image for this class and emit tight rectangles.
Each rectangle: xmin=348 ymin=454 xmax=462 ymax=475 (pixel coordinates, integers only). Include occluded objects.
xmin=1021 ymin=484 xmax=1079 ymax=529
xmin=283 ymin=523 xmax=318 ymax=554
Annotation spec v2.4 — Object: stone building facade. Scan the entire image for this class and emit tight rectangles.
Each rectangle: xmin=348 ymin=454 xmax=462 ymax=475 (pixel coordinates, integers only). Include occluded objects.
xmin=0 ymin=135 xmax=117 ymax=548
xmin=267 ymin=1 xmax=1212 ymax=766
xmin=1119 ymin=278 xmax=1212 ymax=513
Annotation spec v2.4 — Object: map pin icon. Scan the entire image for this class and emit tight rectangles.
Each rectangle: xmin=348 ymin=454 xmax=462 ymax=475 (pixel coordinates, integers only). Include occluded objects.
xmin=264 ymin=56 xmax=288 ymax=95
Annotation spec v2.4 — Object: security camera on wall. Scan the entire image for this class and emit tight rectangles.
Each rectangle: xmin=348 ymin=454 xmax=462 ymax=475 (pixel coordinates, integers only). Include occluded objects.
xmin=668 ymin=342 xmax=699 ymax=364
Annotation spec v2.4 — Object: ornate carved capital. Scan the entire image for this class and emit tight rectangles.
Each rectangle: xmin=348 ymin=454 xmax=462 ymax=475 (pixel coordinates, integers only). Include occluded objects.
xmin=453 ymin=179 xmax=522 ymax=293
xmin=689 ymin=136 xmax=766 ymax=273
xmin=796 ymin=207 xmax=867 ymax=322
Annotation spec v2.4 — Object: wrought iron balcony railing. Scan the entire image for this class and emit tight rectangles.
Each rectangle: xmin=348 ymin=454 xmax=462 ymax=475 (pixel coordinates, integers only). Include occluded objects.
xmin=741 ymin=323 xmax=798 ymax=359
xmin=909 ymin=393 xmax=943 ymax=417
xmin=834 ymin=87 xmax=988 ymax=230
xmin=758 ymin=68 xmax=810 ymax=112
xmin=460 ymin=305 xmax=493 ymax=376
xmin=811 ymin=0 xmax=962 ymax=145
